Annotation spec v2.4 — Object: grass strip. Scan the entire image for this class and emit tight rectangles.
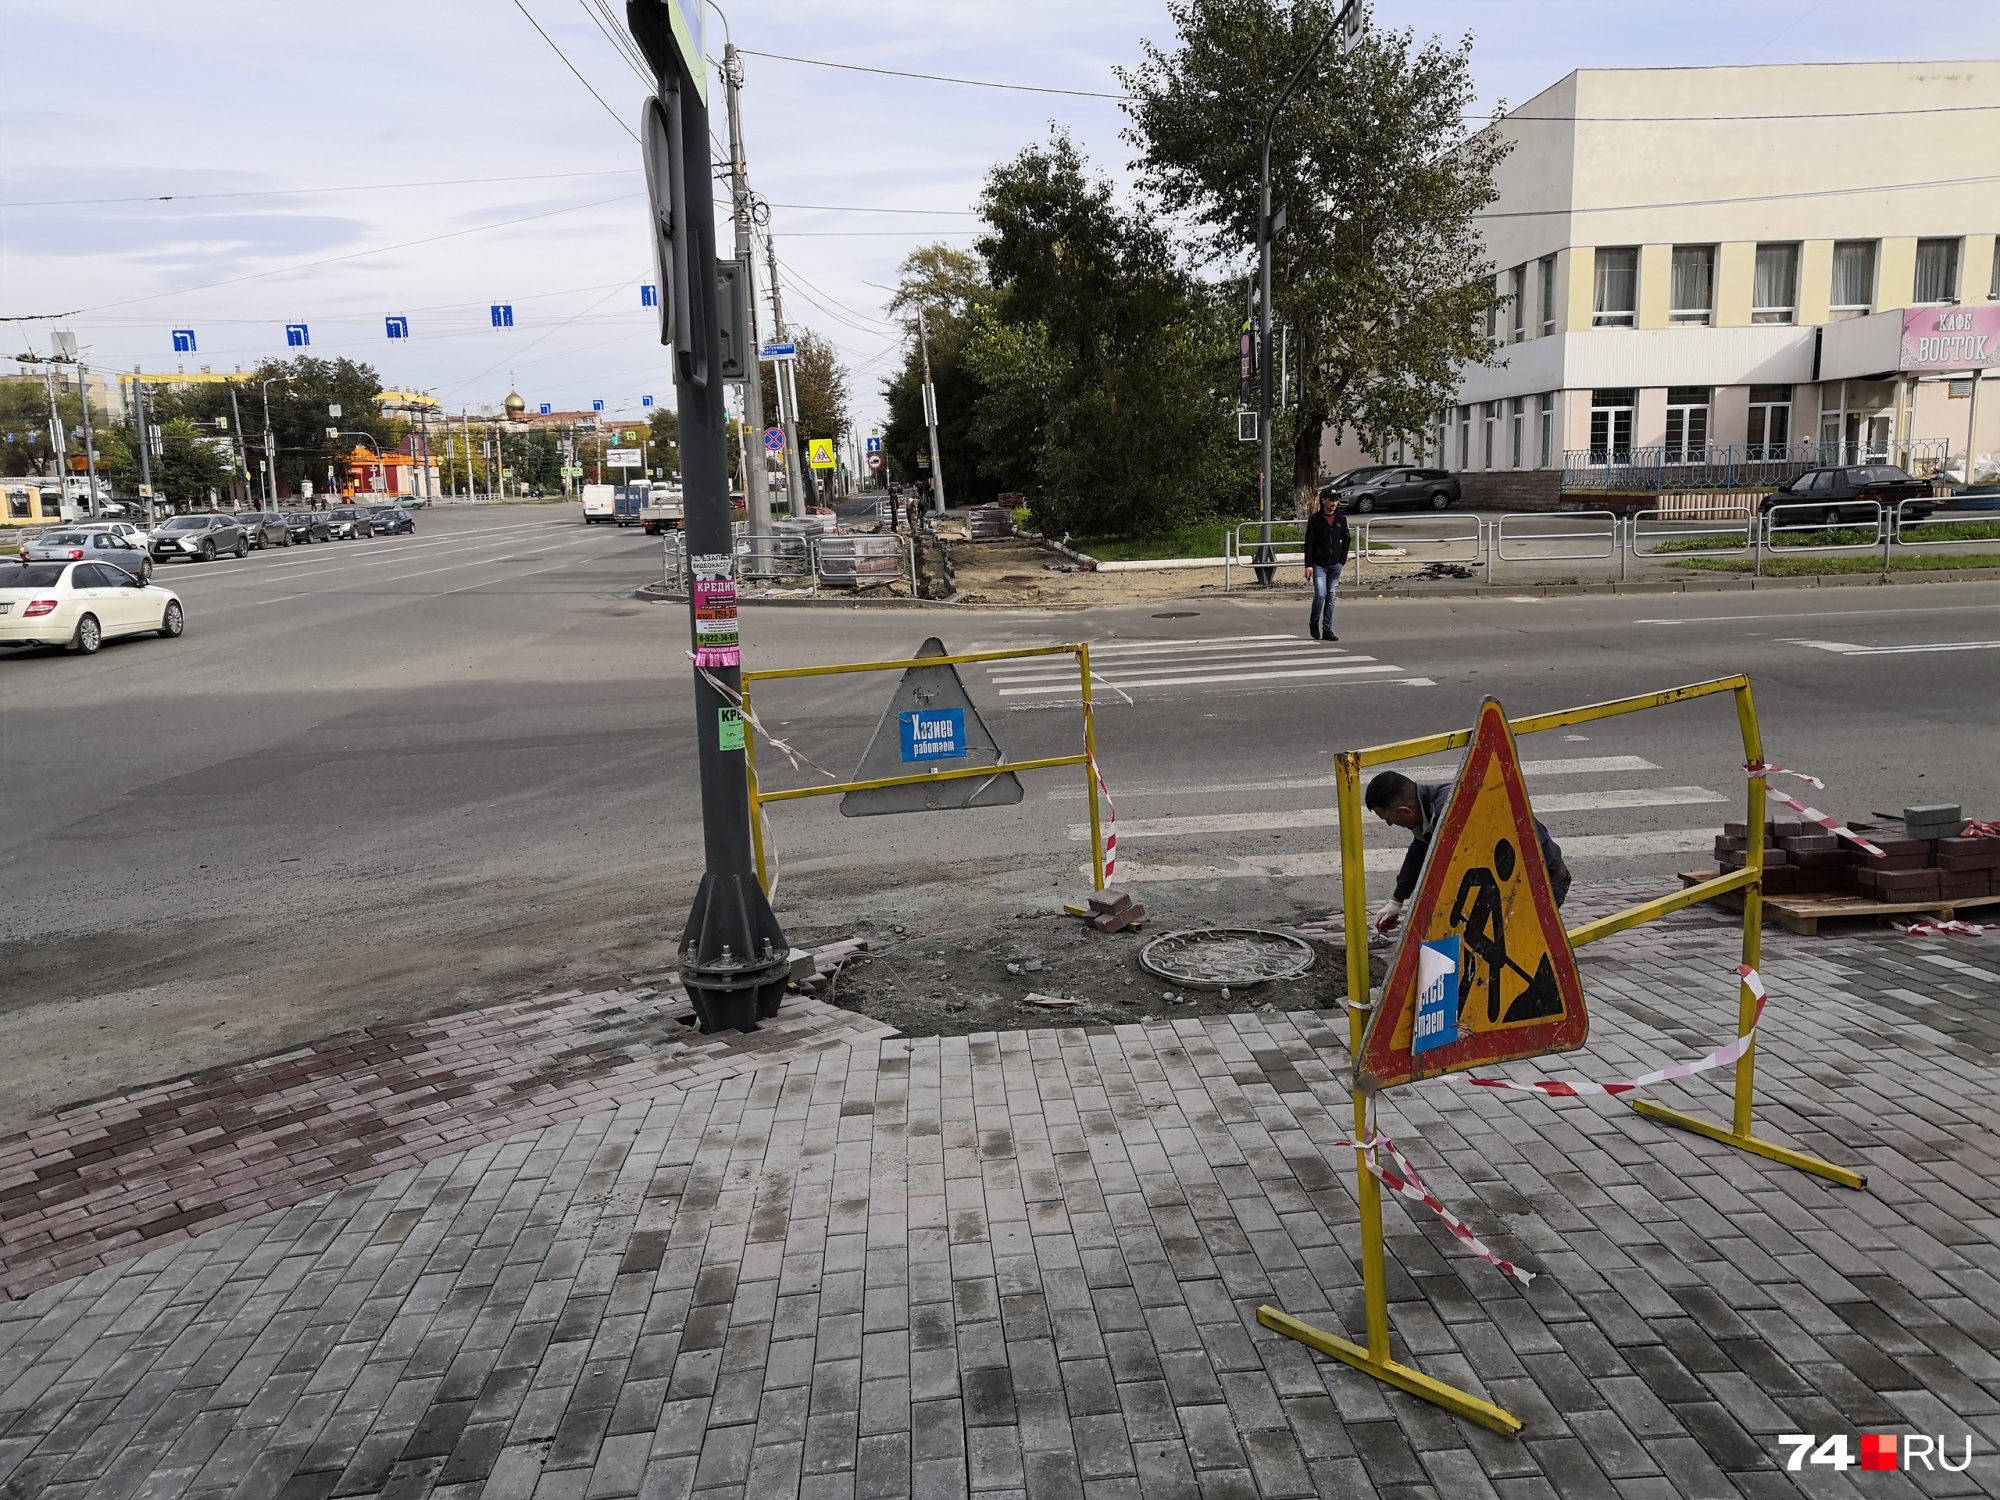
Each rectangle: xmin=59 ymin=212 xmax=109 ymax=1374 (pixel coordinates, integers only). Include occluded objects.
xmin=1672 ymin=552 xmax=2000 ymax=575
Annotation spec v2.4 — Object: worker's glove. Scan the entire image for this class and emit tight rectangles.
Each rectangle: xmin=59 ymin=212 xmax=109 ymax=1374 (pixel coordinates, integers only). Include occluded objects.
xmin=1374 ymin=899 xmax=1404 ymax=934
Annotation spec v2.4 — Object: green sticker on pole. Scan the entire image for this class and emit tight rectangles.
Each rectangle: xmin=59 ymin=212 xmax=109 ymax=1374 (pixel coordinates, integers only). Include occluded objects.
xmin=718 ymin=707 xmax=745 ymax=751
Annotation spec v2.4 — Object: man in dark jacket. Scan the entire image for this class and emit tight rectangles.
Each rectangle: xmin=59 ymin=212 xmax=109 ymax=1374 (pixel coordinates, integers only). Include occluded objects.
xmin=1365 ymin=770 xmax=1571 ymax=933
xmin=1301 ymin=487 xmax=1351 ymax=641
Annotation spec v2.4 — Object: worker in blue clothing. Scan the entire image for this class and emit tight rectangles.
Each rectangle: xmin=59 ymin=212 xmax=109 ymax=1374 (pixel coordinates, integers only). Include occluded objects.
xmin=1301 ymin=486 xmax=1350 ymax=641
xmin=1365 ymin=770 xmax=1571 ymax=935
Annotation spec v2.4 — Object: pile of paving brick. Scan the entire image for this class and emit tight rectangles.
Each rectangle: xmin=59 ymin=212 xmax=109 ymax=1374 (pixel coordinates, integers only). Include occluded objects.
xmin=1716 ymin=807 xmax=2000 ymax=901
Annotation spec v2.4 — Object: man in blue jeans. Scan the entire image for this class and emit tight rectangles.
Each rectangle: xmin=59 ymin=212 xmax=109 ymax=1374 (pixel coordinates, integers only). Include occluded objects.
xmin=1302 ymin=486 xmax=1350 ymax=641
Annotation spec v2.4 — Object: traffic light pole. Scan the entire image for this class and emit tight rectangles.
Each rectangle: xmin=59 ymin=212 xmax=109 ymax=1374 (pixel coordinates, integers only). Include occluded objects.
xmin=631 ymin=0 xmax=788 ymax=1033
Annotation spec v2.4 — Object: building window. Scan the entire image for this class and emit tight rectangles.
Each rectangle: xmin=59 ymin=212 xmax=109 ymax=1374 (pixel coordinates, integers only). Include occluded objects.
xmin=1539 ymin=255 xmax=1557 ymax=337
xmin=1510 ymin=265 xmax=1527 ymax=343
xmin=1592 ymin=248 xmax=1637 ymax=327
xmin=1589 ymin=388 xmax=1634 ymax=463
xmin=1669 ymin=245 xmax=1715 ymax=325
xmin=1752 ymin=243 xmax=1799 ymax=324
xmin=1483 ymin=401 xmax=1499 ymax=469
xmin=1485 ymin=292 xmax=1499 ymax=346
xmin=1458 ymin=405 xmax=1471 ymax=470
xmin=1747 ymin=384 xmax=1792 ymax=460
xmin=6 ymin=487 xmax=28 ymax=520
xmin=1830 ymin=241 xmax=1877 ymax=319
xmin=1914 ymin=237 xmax=1961 ymax=305
xmin=1509 ymin=397 xmax=1525 ymax=467
xmin=1537 ymin=393 xmax=1554 ymax=469
xmin=39 ymin=489 xmax=64 ymax=518
xmin=1664 ymin=386 xmax=1710 ymax=463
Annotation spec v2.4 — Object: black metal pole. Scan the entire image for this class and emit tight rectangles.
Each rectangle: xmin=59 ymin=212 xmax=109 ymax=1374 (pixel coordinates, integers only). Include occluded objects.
xmin=630 ymin=2 xmax=789 ymax=1032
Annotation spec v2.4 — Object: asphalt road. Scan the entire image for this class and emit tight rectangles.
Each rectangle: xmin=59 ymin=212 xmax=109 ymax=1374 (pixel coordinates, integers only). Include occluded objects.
xmin=4 ymin=501 xmax=1996 ymax=1131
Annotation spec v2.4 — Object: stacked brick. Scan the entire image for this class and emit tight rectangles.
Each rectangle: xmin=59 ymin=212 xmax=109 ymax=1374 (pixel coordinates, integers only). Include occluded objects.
xmin=1716 ymin=819 xmax=2000 ymax=901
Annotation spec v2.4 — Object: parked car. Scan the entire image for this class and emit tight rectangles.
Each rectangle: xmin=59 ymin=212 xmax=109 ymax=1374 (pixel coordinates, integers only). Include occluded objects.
xmin=1760 ymin=465 xmax=1935 ymax=526
xmin=234 ymin=511 xmax=292 ymax=549
xmin=148 ymin=513 xmax=247 ymax=563
xmin=21 ymin=530 xmax=154 ymax=581
xmin=279 ymin=511 xmax=331 ymax=544
xmin=0 ymin=559 xmax=184 ymax=653
xmin=1322 ymin=466 xmax=1461 ymax=513
xmin=366 ymin=505 xmax=415 ymax=535
xmin=324 ymin=508 xmax=375 ymax=539
xmin=71 ymin=519 xmax=151 ymax=546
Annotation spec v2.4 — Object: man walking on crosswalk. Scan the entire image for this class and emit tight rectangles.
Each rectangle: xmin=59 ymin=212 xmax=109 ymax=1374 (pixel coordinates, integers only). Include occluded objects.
xmin=1303 ymin=487 xmax=1351 ymax=642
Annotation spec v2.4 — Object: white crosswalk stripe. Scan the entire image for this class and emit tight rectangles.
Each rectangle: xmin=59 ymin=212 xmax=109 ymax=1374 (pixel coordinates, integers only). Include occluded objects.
xmin=970 ymin=633 xmax=1427 ymax=701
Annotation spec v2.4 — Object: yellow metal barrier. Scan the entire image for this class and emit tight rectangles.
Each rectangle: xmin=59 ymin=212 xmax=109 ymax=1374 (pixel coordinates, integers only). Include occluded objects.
xmin=741 ymin=644 xmax=1107 ymax=893
xmin=1259 ymin=673 xmax=1863 ymax=1438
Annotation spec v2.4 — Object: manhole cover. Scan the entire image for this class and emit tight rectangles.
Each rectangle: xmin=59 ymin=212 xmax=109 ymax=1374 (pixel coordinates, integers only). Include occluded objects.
xmin=1150 ymin=611 xmax=1199 ymax=619
xmin=1138 ymin=928 xmax=1315 ymax=989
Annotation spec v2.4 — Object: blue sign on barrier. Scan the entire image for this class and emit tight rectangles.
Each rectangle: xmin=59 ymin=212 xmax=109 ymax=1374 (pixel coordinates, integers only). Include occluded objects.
xmin=898 ymin=707 xmax=966 ymax=763
xmin=1412 ymin=938 xmax=1460 ymax=1056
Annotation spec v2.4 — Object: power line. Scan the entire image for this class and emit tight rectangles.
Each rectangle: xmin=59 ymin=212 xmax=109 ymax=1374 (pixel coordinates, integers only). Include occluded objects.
xmin=575 ymin=0 xmax=654 ymax=85
xmin=511 ymin=0 xmax=639 ymax=143
xmin=1475 ymin=170 xmax=2000 ymax=220
xmin=740 ymin=48 xmax=1125 ymax=100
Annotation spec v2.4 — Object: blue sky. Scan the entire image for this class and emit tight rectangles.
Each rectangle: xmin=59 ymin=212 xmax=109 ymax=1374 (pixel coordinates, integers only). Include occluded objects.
xmin=4 ymin=0 xmax=1996 ymax=434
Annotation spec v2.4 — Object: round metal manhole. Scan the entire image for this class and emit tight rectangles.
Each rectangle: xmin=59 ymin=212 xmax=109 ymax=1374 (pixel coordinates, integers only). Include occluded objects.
xmin=1150 ymin=611 xmax=1199 ymax=619
xmin=1138 ymin=928 xmax=1315 ymax=989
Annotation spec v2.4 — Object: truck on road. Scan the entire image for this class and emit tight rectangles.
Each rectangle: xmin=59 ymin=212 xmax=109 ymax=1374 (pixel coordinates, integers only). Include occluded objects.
xmin=640 ymin=481 xmax=685 ymax=534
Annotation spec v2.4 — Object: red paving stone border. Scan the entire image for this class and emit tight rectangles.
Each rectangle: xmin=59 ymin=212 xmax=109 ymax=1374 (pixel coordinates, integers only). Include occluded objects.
xmin=0 ymin=942 xmax=891 ymax=1300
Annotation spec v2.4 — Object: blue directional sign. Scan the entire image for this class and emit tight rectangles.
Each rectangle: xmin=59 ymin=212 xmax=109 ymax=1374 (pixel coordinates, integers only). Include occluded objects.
xmin=641 ymin=285 xmax=658 ymax=308
xmin=759 ymin=342 xmax=797 ymax=361
xmin=285 ymin=323 xmax=310 ymax=347
xmin=539 ymin=402 xmax=552 ymax=416
xmin=385 ymin=315 xmax=410 ymax=339
xmin=642 ymin=394 xmax=654 ymax=408
xmin=866 ymin=436 xmax=883 ymax=453
xmin=592 ymin=399 xmax=605 ymax=412
xmin=171 ymin=328 xmax=197 ymax=354
xmin=490 ymin=303 xmax=514 ymax=328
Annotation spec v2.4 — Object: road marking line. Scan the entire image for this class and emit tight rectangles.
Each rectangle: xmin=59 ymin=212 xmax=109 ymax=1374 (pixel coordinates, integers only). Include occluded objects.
xmin=1782 ymin=637 xmax=2000 ymax=656
xmin=1107 ymin=827 xmax=1721 ymax=881
xmin=1062 ymin=785 xmax=1723 ymax=839
xmin=1043 ymin=755 xmax=1663 ymax=801
xmin=997 ymin=663 xmax=1402 ymax=696
xmin=988 ymin=653 xmax=1372 ymax=685
xmin=1635 ymin=602 xmax=2000 ymax=625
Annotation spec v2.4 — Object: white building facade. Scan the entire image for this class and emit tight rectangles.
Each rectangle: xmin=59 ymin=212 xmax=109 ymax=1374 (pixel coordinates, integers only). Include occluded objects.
xmin=1336 ymin=61 xmax=2000 ymax=498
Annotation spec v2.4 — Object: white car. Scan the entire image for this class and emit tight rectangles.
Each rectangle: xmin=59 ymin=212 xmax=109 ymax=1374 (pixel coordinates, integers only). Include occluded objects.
xmin=0 ymin=559 xmax=185 ymax=654
xmin=73 ymin=519 xmax=152 ymax=545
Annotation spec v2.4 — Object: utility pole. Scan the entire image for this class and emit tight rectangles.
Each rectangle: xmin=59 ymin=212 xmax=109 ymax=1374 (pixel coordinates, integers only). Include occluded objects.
xmin=631 ymin=0 xmax=788 ymax=1032
xmin=260 ymin=378 xmax=279 ymax=506
xmin=720 ymin=38 xmax=772 ymax=541
xmin=73 ymin=364 xmax=103 ymax=517
xmin=1255 ymin=0 xmax=1361 ymax=583
xmin=917 ymin=304 xmax=945 ymax=515
xmin=131 ymin=369 xmax=155 ymax=524
xmin=228 ymin=384 xmax=250 ymax=508
xmin=764 ymin=234 xmax=805 ymax=518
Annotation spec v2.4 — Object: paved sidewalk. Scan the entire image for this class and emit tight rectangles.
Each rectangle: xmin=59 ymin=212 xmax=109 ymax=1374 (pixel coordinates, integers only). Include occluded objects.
xmin=2 ymin=914 xmax=1997 ymax=1499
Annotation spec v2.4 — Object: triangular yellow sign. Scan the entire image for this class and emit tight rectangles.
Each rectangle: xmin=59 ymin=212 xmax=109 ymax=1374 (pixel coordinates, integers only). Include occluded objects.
xmin=1357 ymin=698 xmax=1588 ymax=1092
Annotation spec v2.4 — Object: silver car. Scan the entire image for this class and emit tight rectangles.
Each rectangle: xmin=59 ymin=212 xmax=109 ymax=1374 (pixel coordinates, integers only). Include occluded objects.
xmin=21 ymin=528 xmax=154 ymax=582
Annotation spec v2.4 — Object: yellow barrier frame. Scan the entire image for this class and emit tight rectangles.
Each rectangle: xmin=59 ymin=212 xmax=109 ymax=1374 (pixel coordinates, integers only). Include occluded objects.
xmin=1258 ymin=673 xmax=1864 ymax=1438
xmin=741 ymin=643 xmax=1107 ymax=893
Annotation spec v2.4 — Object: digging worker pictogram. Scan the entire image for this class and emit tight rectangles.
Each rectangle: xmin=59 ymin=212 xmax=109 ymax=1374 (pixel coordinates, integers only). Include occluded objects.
xmin=1367 ymin=770 xmax=1572 ymax=937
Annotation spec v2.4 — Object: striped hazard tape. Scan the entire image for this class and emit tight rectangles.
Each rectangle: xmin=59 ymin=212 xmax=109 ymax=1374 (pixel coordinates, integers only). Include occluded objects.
xmin=1092 ymin=758 xmax=1118 ymax=879
xmin=1466 ymin=966 xmax=1767 ymax=1098
xmin=1745 ymin=762 xmax=1886 ymax=858
xmin=1334 ymin=1134 xmax=1534 ymax=1285
xmin=1898 ymin=919 xmax=1993 ymax=937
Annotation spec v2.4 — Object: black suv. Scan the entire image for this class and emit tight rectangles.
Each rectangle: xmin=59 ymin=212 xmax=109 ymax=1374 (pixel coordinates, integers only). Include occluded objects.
xmin=1761 ymin=465 xmax=1935 ymax=526
xmin=150 ymin=513 xmax=248 ymax=563
xmin=234 ymin=511 xmax=292 ymax=549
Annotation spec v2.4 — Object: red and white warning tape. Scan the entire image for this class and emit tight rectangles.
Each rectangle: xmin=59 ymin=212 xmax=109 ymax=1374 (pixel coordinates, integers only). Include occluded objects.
xmin=1745 ymin=762 xmax=1886 ymax=859
xmin=1333 ymin=1134 xmax=1534 ymax=1285
xmin=1962 ymin=820 xmax=2000 ymax=839
xmin=1898 ymin=919 xmax=1993 ymax=938
xmin=1466 ymin=965 xmax=1766 ymax=1098
xmin=1093 ymin=758 xmax=1119 ymax=879
xmin=690 ymin=658 xmax=841 ymax=781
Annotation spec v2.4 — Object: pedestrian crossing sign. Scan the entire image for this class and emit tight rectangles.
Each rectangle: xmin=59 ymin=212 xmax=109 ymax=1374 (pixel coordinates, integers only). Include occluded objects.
xmin=807 ymin=438 xmax=837 ymax=470
xmin=1356 ymin=697 xmax=1587 ymax=1092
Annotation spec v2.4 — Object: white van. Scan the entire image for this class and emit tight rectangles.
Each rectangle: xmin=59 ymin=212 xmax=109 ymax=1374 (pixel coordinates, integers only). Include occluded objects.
xmin=580 ymin=484 xmax=617 ymax=524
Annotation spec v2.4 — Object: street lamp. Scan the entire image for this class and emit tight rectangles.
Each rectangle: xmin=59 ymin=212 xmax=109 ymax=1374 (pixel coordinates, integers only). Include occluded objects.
xmin=1254 ymin=0 xmax=1363 ymax=584
xmin=260 ymin=378 xmax=281 ymax=508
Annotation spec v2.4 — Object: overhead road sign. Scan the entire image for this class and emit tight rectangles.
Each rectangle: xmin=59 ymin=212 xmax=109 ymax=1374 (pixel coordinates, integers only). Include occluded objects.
xmin=593 ymin=399 xmax=605 ymax=412
xmin=807 ymin=438 xmax=836 ymax=470
xmin=642 ymin=284 xmax=659 ymax=308
xmin=171 ymin=329 xmax=196 ymax=354
xmin=840 ymin=637 xmax=1023 ymax=816
xmin=759 ymin=342 xmax=797 ymax=361
xmin=643 ymin=394 xmax=655 ymax=408
xmin=491 ymin=303 xmax=514 ymax=328
xmin=763 ymin=427 xmax=786 ymax=453
xmin=1357 ymin=697 xmax=1587 ymax=1093
xmin=285 ymin=324 xmax=310 ymax=347
xmin=385 ymin=315 xmax=409 ymax=340
xmin=540 ymin=403 xmax=552 ymax=415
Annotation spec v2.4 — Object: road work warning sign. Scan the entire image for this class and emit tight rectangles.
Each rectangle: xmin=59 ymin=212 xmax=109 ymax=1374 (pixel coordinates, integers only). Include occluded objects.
xmin=1357 ymin=697 xmax=1587 ymax=1091
xmin=841 ymin=637 xmax=1023 ymax=816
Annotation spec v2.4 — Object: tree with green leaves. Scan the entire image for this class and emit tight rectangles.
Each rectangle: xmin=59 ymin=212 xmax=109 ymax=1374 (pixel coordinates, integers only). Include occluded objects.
xmin=1122 ymin=0 xmax=1507 ymax=513
xmin=153 ymin=417 xmax=233 ymax=505
xmin=964 ymin=131 xmax=1256 ymax=537
xmin=149 ymin=356 xmax=396 ymax=497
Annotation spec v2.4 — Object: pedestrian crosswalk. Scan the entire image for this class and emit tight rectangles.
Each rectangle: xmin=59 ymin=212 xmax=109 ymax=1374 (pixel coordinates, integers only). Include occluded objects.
xmin=1077 ymin=750 xmax=1732 ymax=884
xmin=969 ymin=633 xmax=1434 ymax=703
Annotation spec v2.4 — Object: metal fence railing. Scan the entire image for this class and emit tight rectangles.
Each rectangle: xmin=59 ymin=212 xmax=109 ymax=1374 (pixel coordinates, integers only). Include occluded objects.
xmin=1352 ymin=514 xmax=1484 ymax=582
xmin=1626 ymin=509 xmax=1755 ymax=566
xmin=813 ymin=534 xmax=914 ymax=589
xmin=1561 ymin=439 xmax=1952 ymax=494
xmin=1892 ymin=498 xmax=2000 ymax=550
xmin=1223 ymin=520 xmax=1306 ymax=589
xmin=1494 ymin=511 xmax=1619 ymax=571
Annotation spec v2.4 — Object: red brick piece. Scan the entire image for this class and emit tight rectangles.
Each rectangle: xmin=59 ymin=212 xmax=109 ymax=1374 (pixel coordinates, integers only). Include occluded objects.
xmin=1086 ymin=889 xmax=1135 ymax=916
xmin=1091 ymin=902 xmax=1146 ymax=933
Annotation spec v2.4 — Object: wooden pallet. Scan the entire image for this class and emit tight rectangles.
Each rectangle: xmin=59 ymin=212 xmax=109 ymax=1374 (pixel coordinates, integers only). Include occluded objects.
xmin=1678 ymin=869 xmax=2000 ymax=935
